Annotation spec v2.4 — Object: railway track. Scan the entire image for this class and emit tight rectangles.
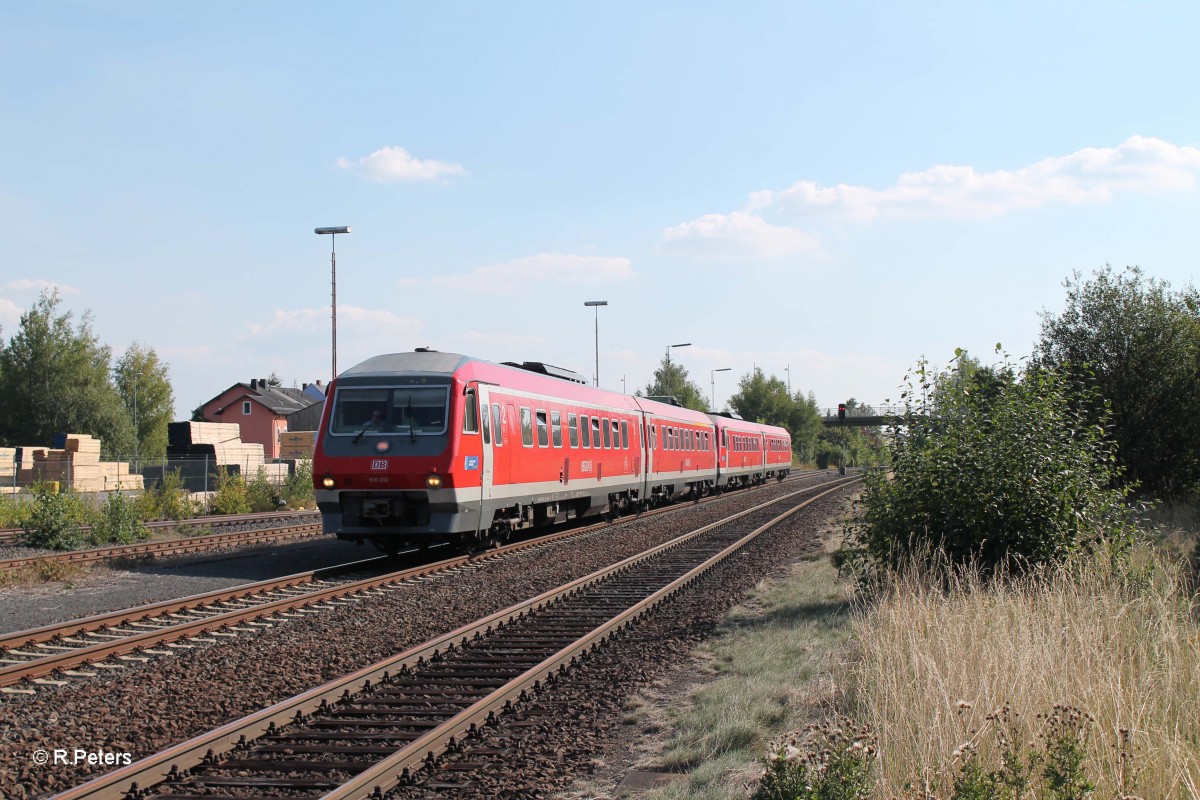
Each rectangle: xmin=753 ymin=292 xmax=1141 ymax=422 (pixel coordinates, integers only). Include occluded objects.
xmin=0 ymin=470 xmax=832 ymax=694
xmin=0 ymin=509 xmax=319 ymax=546
xmin=50 ymin=475 xmax=859 ymax=800
xmin=0 ymin=521 xmax=325 ymax=573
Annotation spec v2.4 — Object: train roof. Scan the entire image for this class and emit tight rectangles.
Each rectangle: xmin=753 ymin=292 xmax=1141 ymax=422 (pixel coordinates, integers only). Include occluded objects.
xmin=339 ymin=351 xmax=471 ymax=377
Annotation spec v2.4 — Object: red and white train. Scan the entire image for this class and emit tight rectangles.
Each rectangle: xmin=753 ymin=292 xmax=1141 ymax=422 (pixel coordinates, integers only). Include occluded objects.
xmin=313 ymin=350 xmax=792 ymax=553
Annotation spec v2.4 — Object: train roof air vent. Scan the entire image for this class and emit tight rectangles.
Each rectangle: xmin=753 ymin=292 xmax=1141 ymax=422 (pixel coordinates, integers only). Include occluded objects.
xmin=501 ymin=361 xmax=587 ymax=384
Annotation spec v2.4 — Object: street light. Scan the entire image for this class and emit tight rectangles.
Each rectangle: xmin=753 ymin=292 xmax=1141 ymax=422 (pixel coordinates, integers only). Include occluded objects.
xmin=784 ymin=363 xmax=791 ymax=395
xmin=666 ymin=342 xmax=691 ymax=403
xmin=315 ymin=226 xmax=351 ymax=381
xmin=711 ymin=367 xmax=731 ymax=412
xmin=584 ymin=300 xmax=608 ymax=387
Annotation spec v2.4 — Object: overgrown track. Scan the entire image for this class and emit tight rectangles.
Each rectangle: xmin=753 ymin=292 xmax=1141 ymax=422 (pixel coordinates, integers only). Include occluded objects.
xmin=51 ymin=476 xmax=858 ymax=800
xmin=0 ymin=520 xmax=325 ymax=573
xmin=0 ymin=471 xmax=827 ymax=693
xmin=0 ymin=509 xmax=319 ymax=545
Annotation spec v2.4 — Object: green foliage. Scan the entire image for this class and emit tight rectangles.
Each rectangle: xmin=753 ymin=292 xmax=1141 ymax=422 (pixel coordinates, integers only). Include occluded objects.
xmin=0 ymin=289 xmax=136 ymax=456
xmin=728 ymin=369 xmax=824 ymax=462
xmin=641 ymin=353 xmax=708 ymax=411
xmin=1039 ymin=265 xmax=1200 ymax=500
xmin=817 ymin=399 xmax=887 ymax=469
xmin=209 ymin=467 xmax=251 ymax=515
xmin=137 ymin=468 xmax=196 ymax=521
xmin=0 ymin=494 xmax=32 ymax=529
xmin=282 ymin=459 xmax=315 ymax=508
xmin=950 ymin=706 xmax=1098 ymax=800
xmin=753 ymin=718 xmax=875 ymax=800
xmin=18 ymin=482 xmax=90 ymax=550
xmin=246 ymin=467 xmax=279 ymax=512
xmin=849 ymin=350 xmax=1135 ymax=576
xmin=113 ymin=342 xmax=175 ymax=460
xmin=90 ymin=490 xmax=148 ymax=545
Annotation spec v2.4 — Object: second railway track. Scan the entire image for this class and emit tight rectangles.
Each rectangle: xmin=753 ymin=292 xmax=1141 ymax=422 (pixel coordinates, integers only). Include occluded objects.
xmin=0 ymin=471 xmax=833 ymax=694
xmin=50 ymin=476 xmax=860 ymax=800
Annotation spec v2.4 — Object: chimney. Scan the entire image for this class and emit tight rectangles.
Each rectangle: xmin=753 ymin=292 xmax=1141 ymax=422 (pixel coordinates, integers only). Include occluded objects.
xmin=250 ymin=379 xmax=258 ymax=390
xmin=261 ymin=378 xmax=267 ymax=389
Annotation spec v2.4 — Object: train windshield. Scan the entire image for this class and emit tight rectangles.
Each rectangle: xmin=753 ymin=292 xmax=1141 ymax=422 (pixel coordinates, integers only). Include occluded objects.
xmin=329 ymin=387 xmax=450 ymax=436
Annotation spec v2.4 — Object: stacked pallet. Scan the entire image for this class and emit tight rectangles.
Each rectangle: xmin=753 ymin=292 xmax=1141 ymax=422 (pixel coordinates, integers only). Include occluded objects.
xmin=23 ymin=435 xmax=144 ymax=492
xmin=167 ymin=422 xmax=267 ymax=477
xmin=279 ymin=431 xmax=316 ymax=460
xmin=0 ymin=448 xmax=15 ymax=480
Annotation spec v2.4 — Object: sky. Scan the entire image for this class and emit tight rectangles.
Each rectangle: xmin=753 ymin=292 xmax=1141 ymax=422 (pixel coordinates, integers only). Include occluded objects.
xmin=2 ymin=1 xmax=1199 ymax=420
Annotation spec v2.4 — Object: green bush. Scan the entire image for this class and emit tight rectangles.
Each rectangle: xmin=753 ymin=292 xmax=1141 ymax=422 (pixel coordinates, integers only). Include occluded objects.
xmin=246 ymin=467 xmax=279 ymax=512
xmin=209 ymin=467 xmax=250 ymax=515
xmin=0 ymin=494 xmax=32 ymax=529
xmin=90 ymin=490 xmax=148 ymax=545
xmin=281 ymin=459 xmax=314 ymax=509
xmin=848 ymin=350 xmax=1137 ymax=578
xmin=18 ymin=482 xmax=90 ymax=550
xmin=753 ymin=718 xmax=875 ymax=800
xmin=138 ymin=468 xmax=196 ymax=521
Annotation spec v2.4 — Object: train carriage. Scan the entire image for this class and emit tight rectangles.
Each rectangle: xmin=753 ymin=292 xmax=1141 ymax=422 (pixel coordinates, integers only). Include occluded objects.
xmin=635 ymin=398 xmax=718 ymax=503
xmin=707 ymin=412 xmax=782 ymax=489
xmin=315 ymin=351 xmax=652 ymax=552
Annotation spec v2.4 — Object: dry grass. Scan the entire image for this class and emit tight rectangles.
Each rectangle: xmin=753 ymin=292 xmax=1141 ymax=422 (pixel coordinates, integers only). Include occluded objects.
xmin=0 ymin=559 xmax=89 ymax=588
xmin=849 ymin=544 xmax=1200 ymax=798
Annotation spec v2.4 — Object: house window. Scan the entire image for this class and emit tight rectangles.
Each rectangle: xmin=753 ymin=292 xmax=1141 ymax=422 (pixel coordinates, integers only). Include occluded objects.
xmin=242 ymin=401 xmax=251 ymax=415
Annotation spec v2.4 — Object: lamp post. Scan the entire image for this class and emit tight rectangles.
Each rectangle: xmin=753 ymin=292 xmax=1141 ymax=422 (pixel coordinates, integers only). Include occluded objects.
xmin=666 ymin=342 xmax=691 ymax=403
xmin=315 ymin=226 xmax=351 ymax=381
xmin=584 ymin=300 xmax=608 ymax=387
xmin=784 ymin=363 xmax=791 ymax=395
xmin=711 ymin=367 xmax=731 ymax=412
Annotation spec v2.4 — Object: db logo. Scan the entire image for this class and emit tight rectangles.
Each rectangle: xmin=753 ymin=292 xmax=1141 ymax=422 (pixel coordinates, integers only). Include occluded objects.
xmin=370 ymin=460 xmax=388 ymax=470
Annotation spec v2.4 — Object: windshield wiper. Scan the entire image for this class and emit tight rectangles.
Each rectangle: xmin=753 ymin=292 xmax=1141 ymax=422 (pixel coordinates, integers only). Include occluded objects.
xmin=352 ymin=419 xmax=379 ymax=443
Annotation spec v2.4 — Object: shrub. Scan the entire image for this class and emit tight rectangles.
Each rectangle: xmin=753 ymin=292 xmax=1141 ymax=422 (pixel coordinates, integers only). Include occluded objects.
xmin=847 ymin=350 xmax=1137 ymax=577
xmin=90 ymin=490 xmax=148 ymax=545
xmin=281 ymin=459 xmax=314 ymax=509
xmin=209 ymin=467 xmax=250 ymax=515
xmin=18 ymin=482 xmax=90 ymax=550
xmin=140 ymin=468 xmax=196 ymax=521
xmin=246 ymin=467 xmax=279 ymax=512
xmin=0 ymin=494 xmax=32 ymax=529
xmin=753 ymin=718 xmax=876 ymax=800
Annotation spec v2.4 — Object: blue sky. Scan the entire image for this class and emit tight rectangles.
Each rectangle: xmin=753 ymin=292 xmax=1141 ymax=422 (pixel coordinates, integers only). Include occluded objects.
xmin=3 ymin=2 xmax=1199 ymax=421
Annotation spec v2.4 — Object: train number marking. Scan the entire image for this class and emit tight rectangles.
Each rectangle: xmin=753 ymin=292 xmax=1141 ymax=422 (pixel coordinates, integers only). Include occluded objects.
xmin=371 ymin=460 xmax=388 ymax=470
xmin=464 ymin=456 xmax=479 ymax=470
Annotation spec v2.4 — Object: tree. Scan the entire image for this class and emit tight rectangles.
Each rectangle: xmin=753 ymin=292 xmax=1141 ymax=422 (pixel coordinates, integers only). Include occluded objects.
xmin=848 ymin=352 xmax=1135 ymax=576
xmin=727 ymin=368 xmax=824 ymax=462
xmin=1038 ymin=266 xmax=1200 ymax=500
xmin=0 ymin=290 xmax=134 ymax=456
xmin=114 ymin=342 xmax=175 ymax=460
xmin=641 ymin=354 xmax=707 ymax=412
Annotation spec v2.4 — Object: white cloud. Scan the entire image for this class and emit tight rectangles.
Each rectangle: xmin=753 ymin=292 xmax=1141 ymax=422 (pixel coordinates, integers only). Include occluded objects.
xmin=4 ymin=278 xmax=81 ymax=295
xmin=402 ymin=253 xmax=635 ymax=293
xmin=661 ymin=211 xmax=822 ymax=261
xmin=750 ymin=135 xmax=1200 ymax=221
xmin=245 ymin=305 xmax=422 ymax=340
xmin=0 ymin=295 xmax=22 ymax=328
xmin=336 ymin=145 xmax=469 ymax=183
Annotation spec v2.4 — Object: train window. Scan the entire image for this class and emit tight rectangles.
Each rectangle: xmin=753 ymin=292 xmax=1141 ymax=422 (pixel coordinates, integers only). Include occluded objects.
xmin=611 ymin=419 xmax=620 ymax=448
xmin=568 ymin=413 xmax=579 ymax=448
xmin=650 ymin=424 xmax=657 ymax=449
xmin=620 ymin=420 xmax=628 ymax=449
xmin=675 ymin=429 xmax=681 ymax=450
xmin=601 ymin=418 xmax=611 ymax=449
xmin=520 ymin=407 xmax=534 ymax=447
xmin=481 ymin=396 xmax=490 ymax=444
xmin=580 ymin=415 xmax=591 ymax=448
xmin=661 ymin=427 xmax=668 ymax=450
xmin=551 ymin=411 xmax=563 ymax=447
xmin=536 ymin=410 xmax=549 ymax=447
xmin=722 ymin=429 xmax=728 ymax=448
xmin=492 ymin=404 xmax=503 ymax=446
xmin=463 ymin=389 xmax=479 ymax=434
xmin=683 ymin=429 xmax=690 ymax=450
xmin=592 ymin=417 xmax=602 ymax=448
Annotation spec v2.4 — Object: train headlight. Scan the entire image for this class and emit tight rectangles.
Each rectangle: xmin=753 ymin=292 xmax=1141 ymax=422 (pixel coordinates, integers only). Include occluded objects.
xmin=426 ymin=473 xmax=443 ymax=489
xmin=321 ymin=475 xmax=336 ymax=489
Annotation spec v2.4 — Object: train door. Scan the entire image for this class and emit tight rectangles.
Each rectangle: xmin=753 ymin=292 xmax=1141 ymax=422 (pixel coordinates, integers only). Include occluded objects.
xmin=478 ymin=385 xmax=494 ymax=510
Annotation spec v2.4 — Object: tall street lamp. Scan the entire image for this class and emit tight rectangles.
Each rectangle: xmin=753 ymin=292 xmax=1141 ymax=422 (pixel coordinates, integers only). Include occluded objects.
xmin=584 ymin=300 xmax=608 ymax=387
xmin=711 ymin=367 xmax=731 ymax=412
xmin=784 ymin=363 xmax=791 ymax=395
xmin=315 ymin=226 xmax=351 ymax=381
xmin=666 ymin=342 xmax=691 ymax=403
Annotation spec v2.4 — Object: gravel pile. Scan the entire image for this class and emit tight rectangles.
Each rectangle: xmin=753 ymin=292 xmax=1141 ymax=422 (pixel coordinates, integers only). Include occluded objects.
xmin=0 ymin=475 xmax=843 ymax=798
